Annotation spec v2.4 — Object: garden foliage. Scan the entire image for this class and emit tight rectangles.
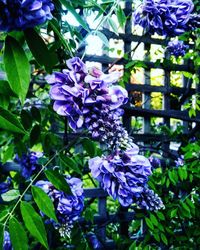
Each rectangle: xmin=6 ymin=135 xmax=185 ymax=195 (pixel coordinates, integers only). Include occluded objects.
xmin=0 ymin=0 xmax=200 ymax=249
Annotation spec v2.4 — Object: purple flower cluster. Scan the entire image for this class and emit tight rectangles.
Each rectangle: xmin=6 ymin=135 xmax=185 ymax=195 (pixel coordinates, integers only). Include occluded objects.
xmin=15 ymin=151 xmax=42 ymax=179
xmin=89 ymin=146 xmax=152 ymax=207
xmin=175 ymin=156 xmax=184 ymax=167
xmin=46 ymin=57 xmax=130 ymax=147
xmin=186 ymin=13 xmax=200 ymax=30
xmin=133 ymin=0 xmax=194 ymax=36
xmin=47 ymin=57 xmax=164 ymax=210
xmin=148 ymin=154 xmax=162 ymax=169
xmin=135 ymin=187 xmax=164 ymax=210
xmin=167 ymin=40 xmax=189 ymax=57
xmin=35 ymin=176 xmax=84 ymax=237
xmin=0 ymin=0 xmax=54 ymax=32
xmin=3 ymin=231 xmax=12 ymax=250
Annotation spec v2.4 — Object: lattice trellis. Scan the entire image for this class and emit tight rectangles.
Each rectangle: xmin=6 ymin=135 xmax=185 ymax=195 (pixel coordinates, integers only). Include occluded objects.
xmin=0 ymin=1 xmax=199 ymax=248
xmin=76 ymin=1 xmax=200 ymax=247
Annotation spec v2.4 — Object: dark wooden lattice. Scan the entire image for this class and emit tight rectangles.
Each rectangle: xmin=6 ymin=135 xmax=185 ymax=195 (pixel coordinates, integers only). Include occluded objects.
xmin=78 ymin=1 xmax=200 ymax=248
xmin=0 ymin=1 xmax=199 ymax=248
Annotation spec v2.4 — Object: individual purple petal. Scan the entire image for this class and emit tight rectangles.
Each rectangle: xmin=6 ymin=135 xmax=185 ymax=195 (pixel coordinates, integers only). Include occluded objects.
xmin=66 ymin=57 xmax=87 ymax=74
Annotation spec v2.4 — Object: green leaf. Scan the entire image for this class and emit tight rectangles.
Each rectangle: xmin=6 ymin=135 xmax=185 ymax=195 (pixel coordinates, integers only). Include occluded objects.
xmin=20 ymin=110 xmax=32 ymax=130
xmin=168 ymin=170 xmax=176 ymax=185
xmin=170 ymin=208 xmax=178 ymax=218
xmin=31 ymin=107 xmax=41 ymax=123
xmin=129 ymin=241 xmax=137 ymax=250
xmin=181 ymin=202 xmax=190 ymax=214
xmin=31 ymin=186 xmax=58 ymax=222
xmin=0 ymin=95 xmax=10 ymax=109
xmin=2 ymin=145 xmax=14 ymax=163
xmin=45 ymin=169 xmax=72 ymax=194
xmin=178 ymin=167 xmax=184 ymax=181
xmin=153 ymin=233 xmax=160 ymax=242
xmin=30 ymin=124 xmax=41 ymax=147
xmin=81 ymin=138 xmax=99 ymax=157
xmin=59 ymin=1 xmax=89 ymax=32
xmin=0 ymin=210 xmax=9 ymax=223
xmin=4 ymin=36 xmax=30 ymax=104
xmin=1 ymin=190 xmax=20 ymax=202
xmin=0 ymin=80 xmax=16 ymax=96
xmin=24 ymin=29 xmax=58 ymax=71
xmin=150 ymin=213 xmax=158 ymax=226
xmin=116 ymin=5 xmax=126 ymax=28
xmin=125 ymin=61 xmax=136 ymax=69
xmin=49 ymin=19 xmax=72 ymax=54
xmin=0 ymin=224 xmax=4 ymax=250
xmin=145 ymin=217 xmax=154 ymax=230
xmin=20 ymin=201 xmax=48 ymax=248
xmin=157 ymin=223 xmax=165 ymax=232
xmin=186 ymin=198 xmax=195 ymax=209
xmin=84 ymin=208 xmax=95 ymax=223
xmin=107 ymin=18 xmax=118 ymax=34
xmin=9 ymin=217 xmax=28 ymax=250
xmin=0 ymin=107 xmax=26 ymax=134
xmin=94 ymin=31 xmax=109 ymax=47
xmin=161 ymin=233 xmax=168 ymax=245
xmin=156 ymin=211 xmax=165 ymax=221
xmin=59 ymin=154 xmax=81 ymax=174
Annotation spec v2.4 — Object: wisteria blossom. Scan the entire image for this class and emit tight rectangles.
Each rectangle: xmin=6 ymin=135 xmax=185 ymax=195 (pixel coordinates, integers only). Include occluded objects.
xmin=0 ymin=0 xmax=54 ymax=32
xmin=3 ymin=231 xmax=12 ymax=250
xmin=0 ymin=177 xmax=12 ymax=195
xmin=167 ymin=40 xmax=189 ymax=57
xmin=15 ymin=151 xmax=42 ymax=179
xmin=47 ymin=57 xmax=164 ymax=210
xmin=133 ymin=0 xmax=194 ymax=36
xmin=89 ymin=146 xmax=153 ymax=206
xmin=35 ymin=176 xmax=84 ymax=237
xmin=46 ymin=57 xmax=133 ymax=148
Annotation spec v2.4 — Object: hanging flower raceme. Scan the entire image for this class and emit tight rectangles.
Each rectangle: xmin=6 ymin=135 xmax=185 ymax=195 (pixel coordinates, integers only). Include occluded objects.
xmin=167 ymin=40 xmax=189 ymax=57
xmin=186 ymin=13 xmax=200 ymax=30
xmin=135 ymin=187 xmax=164 ymax=210
xmin=46 ymin=57 xmax=131 ymax=148
xmin=89 ymin=145 xmax=153 ymax=207
xmin=35 ymin=176 xmax=84 ymax=237
xmin=47 ymin=57 xmax=164 ymax=210
xmin=15 ymin=151 xmax=42 ymax=179
xmin=133 ymin=0 xmax=194 ymax=36
xmin=0 ymin=0 xmax=54 ymax=32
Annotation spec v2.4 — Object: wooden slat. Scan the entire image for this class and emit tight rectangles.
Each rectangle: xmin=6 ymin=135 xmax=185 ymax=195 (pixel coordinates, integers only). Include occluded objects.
xmin=126 ymin=83 xmax=196 ymax=95
xmin=80 ymin=54 xmax=193 ymax=72
xmin=124 ymin=106 xmax=200 ymax=122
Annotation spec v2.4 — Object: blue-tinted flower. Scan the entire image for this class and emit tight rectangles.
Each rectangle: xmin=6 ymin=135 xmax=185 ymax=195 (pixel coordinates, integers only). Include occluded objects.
xmin=46 ymin=57 xmax=128 ymax=135
xmin=149 ymin=154 xmax=162 ymax=169
xmin=135 ymin=187 xmax=164 ymax=210
xmin=0 ymin=177 xmax=12 ymax=194
xmin=0 ymin=0 xmax=54 ymax=32
xmin=89 ymin=146 xmax=152 ymax=207
xmin=15 ymin=151 xmax=42 ymax=179
xmin=35 ymin=176 xmax=84 ymax=237
xmin=167 ymin=40 xmax=189 ymax=57
xmin=3 ymin=231 xmax=12 ymax=250
xmin=186 ymin=13 xmax=200 ymax=30
xmin=175 ymin=156 xmax=184 ymax=167
xmin=133 ymin=0 xmax=194 ymax=36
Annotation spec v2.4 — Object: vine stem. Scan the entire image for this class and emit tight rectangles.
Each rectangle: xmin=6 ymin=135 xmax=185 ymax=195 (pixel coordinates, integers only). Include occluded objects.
xmin=3 ymin=151 xmax=58 ymax=231
xmin=3 ymin=135 xmax=79 ymax=231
